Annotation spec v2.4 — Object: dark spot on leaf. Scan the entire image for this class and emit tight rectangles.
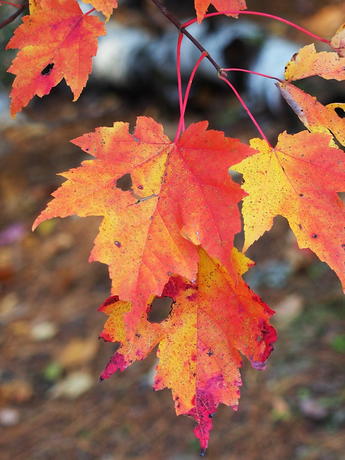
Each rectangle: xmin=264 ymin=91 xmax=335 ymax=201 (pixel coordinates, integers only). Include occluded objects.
xmin=311 ymin=233 xmax=318 ymax=239
xmin=41 ymin=63 xmax=54 ymax=75
xmin=114 ymin=240 xmax=121 ymax=247
xmin=115 ymin=173 xmax=132 ymax=191
xmin=299 ymin=193 xmax=304 ymax=197
xmin=137 ymin=185 xmax=144 ymax=190
xmin=147 ymin=296 xmax=173 ymax=323
xmin=135 ymin=333 xmax=141 ymax=338
xmin=298 ymin=224 xmax=302 ymax=229
xmin=335 ymin=107 xmax=345 ymax=118
xmin=207 ymin=350 xmax=213 ymax=357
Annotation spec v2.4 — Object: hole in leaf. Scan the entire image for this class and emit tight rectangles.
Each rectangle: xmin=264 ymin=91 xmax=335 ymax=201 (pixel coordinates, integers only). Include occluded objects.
xmin=41 ymin=63 xmax=54 ymax=76
xmin=148 ymin=296 xmax=173 ymax=323
xmin=335 ymin=107 xmax=345 ymax=118
xmin=115 ymin=173 xmax=132 ymax=191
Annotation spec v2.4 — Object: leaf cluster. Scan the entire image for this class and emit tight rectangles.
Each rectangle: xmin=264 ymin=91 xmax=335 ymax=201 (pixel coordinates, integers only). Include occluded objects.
xmin=2 ymin=0 xmax=345 ymax=453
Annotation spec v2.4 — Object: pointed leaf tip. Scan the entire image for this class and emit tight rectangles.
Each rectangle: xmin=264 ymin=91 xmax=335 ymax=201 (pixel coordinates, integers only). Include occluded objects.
xmin=98 ymin=248 xmax=276 ymax=447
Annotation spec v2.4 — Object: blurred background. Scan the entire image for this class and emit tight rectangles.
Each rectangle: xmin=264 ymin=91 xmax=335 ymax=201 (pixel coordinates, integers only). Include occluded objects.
xmin=1 ymin=0 xmax=345 ymax=458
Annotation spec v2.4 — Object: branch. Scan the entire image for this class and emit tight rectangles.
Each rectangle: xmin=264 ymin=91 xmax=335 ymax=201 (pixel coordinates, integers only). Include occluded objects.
xmin=151 ymin=0 xmax=270 ymax=143
xmin=150 ymin=0 xmax=225 ymax=76
xmin=0 ymin=0 xmax=26 ymax=29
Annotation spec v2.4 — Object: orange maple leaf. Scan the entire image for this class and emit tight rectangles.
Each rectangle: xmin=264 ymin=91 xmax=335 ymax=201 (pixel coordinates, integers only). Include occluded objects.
xmin=83 ymin=0 xmax=118 ymax=20
xmin=194 ymin=0 xmax=247 ymax=23
xmin=284 ymin=44 xmax=345 ymax=81
xmin=278 ymin=81 xmax=345 ymax=147
xmin=232 ymin=131 xmax=345 ymax=291
xmin=98 ymin=248 xmax=276 ymax=452
xmin=33 ymin=117 xmax=253 ymax=326
xmin=6 ymin=0 xmax=105 ymax=116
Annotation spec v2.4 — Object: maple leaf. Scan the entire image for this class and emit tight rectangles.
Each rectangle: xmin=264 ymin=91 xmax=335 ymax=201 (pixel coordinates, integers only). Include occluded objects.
xmin=33 ymin=117 xmax=253 ymax=328
xmin=284 ymin=44 xmax=345 ymax=81
xmin=83 ymin=0 xmax=118 ymax=20
xmin=194 ymin=0 xmax=247 ymax=23
xmin=99 ymin=248 xmax=276 ymax=452
xmin=278 ymin=81 xmax=345 ymax=147
xmin=6 ymin=0 xmax=105 ymax=116
xmin=331 ymin=22 xmax=345 ymax=57
xmin=28 ymin=0 xmax=39 ymax=13
xmin=232 ymin=131 xmax=345 ymax=291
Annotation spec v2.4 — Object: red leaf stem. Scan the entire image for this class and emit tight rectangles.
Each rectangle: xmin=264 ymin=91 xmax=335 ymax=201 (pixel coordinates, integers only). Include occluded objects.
xmin=176 ymin=33 xmax=184 ymax=133
xmin=222 ymin=67 xmax=282 ymax=82
xmin=175 ymin=51 xmax=208 ymax=141
xmin=182 ymin=10 xmax=331 ymax=45
xmin=84 ymin=6 xmax=95 ymax=15
xmin=219 ymin=74 xmax=271 ymax=146
xmin=0 ymin=1 xmax=21 ymax=7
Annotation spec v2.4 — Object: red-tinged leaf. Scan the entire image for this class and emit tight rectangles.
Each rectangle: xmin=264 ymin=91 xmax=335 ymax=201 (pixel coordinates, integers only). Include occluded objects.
xmin=331 ymin=22 xmax=345 ymax=57
xmin=278 ymin=81 xmax=345 ymax=147
xmin=232 ymin=131 xmax=345 ymax=290
xmin=83 ymin=0 xmax=118 ymax=20
xmin=99 ymin=248 xmax=276 ymax=451
xmin=194 ymin=0 xmax=247 ymax=23
xmin=33 ymin=117 xmax=254 ymax=328
xmin=6 ymin=0 xmax=105 ymax=116
xmin=284 ymin=44 xmax=345 ymax=81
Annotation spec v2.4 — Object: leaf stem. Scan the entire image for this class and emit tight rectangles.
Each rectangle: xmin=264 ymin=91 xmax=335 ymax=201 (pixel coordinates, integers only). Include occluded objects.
xmin=84 ymin=7 xmax=96 ymax=16
xmin=151 ymin=0 xmax=223 ymax=74
xmin=222 ymin=67 xmax=282 ymax=82
xmin=175 ymin=51 xmax=208 ymax=142
xmin=0 ymin=0 xmax=26 ymax=29
xmin=176 ymin=33 xmax=184 ymax=131
xmin=0 ymin=1 xmax=21 ymax=8
xmin=182 ymin=10 xmax=331 ymax=45
xmin=219 ymin=74 xmax=271 ymax=146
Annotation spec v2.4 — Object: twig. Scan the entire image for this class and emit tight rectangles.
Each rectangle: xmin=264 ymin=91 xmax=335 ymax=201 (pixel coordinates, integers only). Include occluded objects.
xmin=150 ymin=0 xmax=224 ymax=75
xmin=0 ymin=0 xmax=26 ymax=29
xmin=151 ymin=0 xmax=270 ymax=142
